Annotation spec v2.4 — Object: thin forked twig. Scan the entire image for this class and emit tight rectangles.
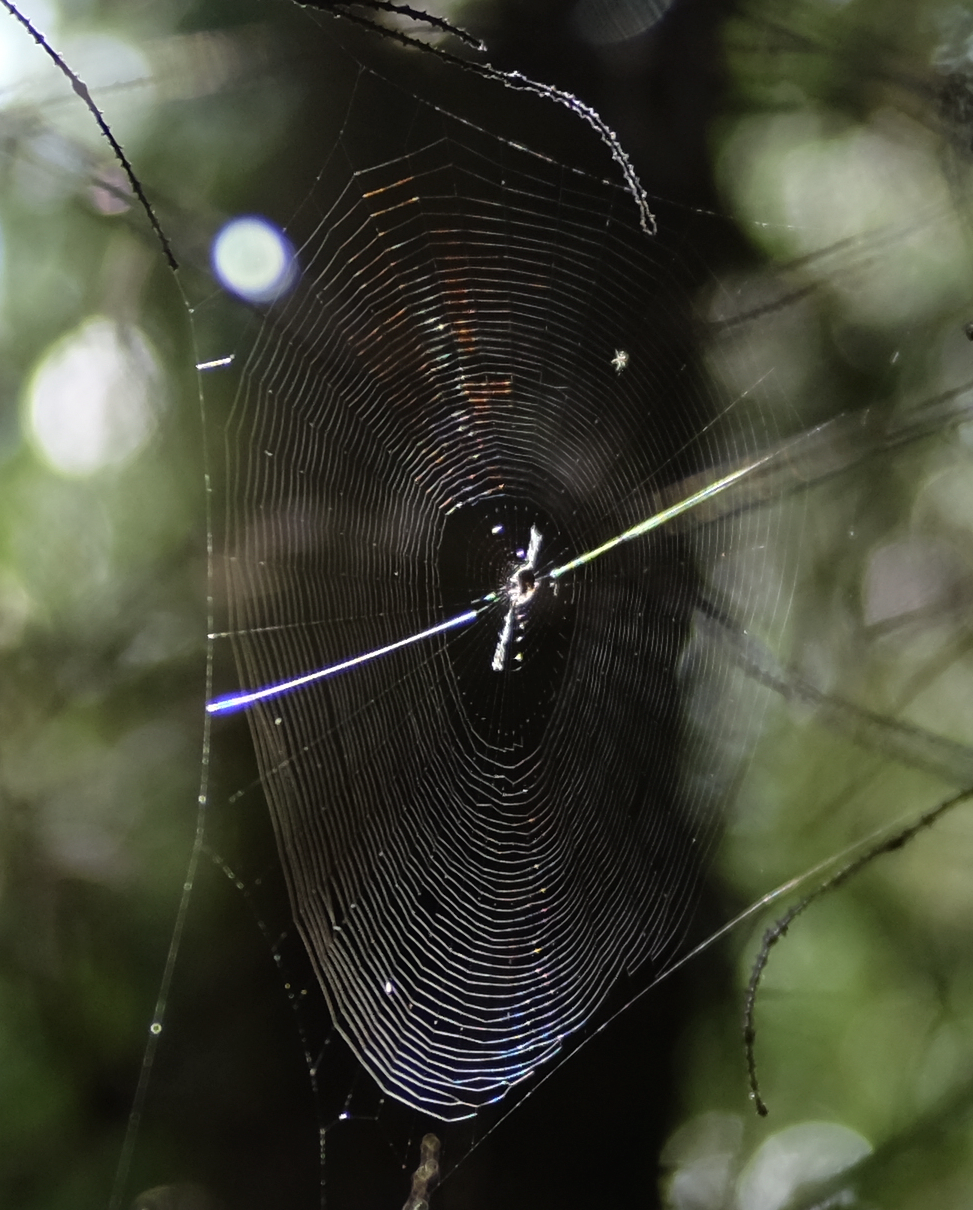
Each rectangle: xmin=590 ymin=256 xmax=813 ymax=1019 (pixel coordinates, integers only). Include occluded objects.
xmin=0 ymin=0 xmax=178 ymax=270
xmin=743 ymin=784 xmax=973 ymax=1116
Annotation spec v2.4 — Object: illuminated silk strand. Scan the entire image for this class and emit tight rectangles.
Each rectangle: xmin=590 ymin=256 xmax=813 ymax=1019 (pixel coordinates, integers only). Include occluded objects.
xmin=208 ymin=379 xmax=973 ymax=716
xmin=206 ymin=457 xmax=768 ymax=714
xmin=547 ymin=459 xmax=767 ymax=580
xmin=207 ymin=608 xmax=482 ymax=714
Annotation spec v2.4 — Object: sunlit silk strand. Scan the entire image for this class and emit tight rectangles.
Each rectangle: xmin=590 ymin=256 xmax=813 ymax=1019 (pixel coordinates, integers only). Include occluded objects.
xmin=207 ymin=609 xmax=481 ymax=714
xmin=207 ymin=455 xmax=772 ymax=715
xmin=547 ymin=458 xmax=764 ymax=579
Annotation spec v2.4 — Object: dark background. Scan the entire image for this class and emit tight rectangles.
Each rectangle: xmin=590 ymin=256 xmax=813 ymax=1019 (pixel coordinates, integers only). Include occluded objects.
xmin=3 ymin=1 xmax=973 ymax=1208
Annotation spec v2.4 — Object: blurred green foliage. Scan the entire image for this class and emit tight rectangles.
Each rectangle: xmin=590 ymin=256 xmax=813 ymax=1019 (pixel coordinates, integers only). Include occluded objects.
xmin=3 ymin=0 xmax=973 ymax=1208
xmin=665 ymin=3 xmax=973 ymax=1209
xmin=0 ymin=0 xmax=303 ymax=1204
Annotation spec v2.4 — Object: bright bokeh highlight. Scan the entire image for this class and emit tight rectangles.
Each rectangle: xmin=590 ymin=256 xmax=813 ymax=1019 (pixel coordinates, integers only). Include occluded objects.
xmin=571 ymin=0 xmax=672 ymax=46
xmin=211 ymin=215 xmax=297 ymax=303
xmin=719 ymin=110 xmax=973 ymax=328
xmin=0 ymin=0 xmax=59 ymax=106
xmin=27 ymin=316 xmax=161 ymax=476
xmin=736 ymin=1121 xmax=872 ymax=1210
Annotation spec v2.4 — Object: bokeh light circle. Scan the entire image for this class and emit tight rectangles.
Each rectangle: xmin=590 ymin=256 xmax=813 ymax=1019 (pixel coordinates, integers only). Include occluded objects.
xmin=211 ymin=216 xmax=297 ymax=303
xmin=27 ymin=316 xmax=161 ymax=477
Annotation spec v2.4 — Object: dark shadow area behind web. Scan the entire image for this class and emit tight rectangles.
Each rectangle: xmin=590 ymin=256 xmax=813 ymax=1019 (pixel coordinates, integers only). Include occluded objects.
xmin=134 ymin=5 xmax=766 ymax=1205
xmin=183 ymin=9 xmax=973 ymax=1210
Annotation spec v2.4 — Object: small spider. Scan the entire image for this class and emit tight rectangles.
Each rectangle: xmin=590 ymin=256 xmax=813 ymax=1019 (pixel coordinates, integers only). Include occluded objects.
xmin=611 ymin=348 xmax=629 ymax=373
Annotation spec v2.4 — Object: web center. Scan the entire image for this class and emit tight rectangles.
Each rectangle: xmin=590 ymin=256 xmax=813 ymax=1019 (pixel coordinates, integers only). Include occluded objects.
xmin=492 ymin=524 xmax=542 ymax=671
xmin=510 ymin=565 xmax=536 ymax=606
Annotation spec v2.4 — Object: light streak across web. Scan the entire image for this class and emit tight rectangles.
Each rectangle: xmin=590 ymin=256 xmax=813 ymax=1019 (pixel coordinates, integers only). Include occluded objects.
xmin=547 ymin=457 xmax=770 ymax=580
xmin=204 ymin=447 xmax=795 ymax=715
xmin=207 ymin=607 xmax=483 ymax=714
xmin=212 ymin=385 xmax=973 ymax=718
xmin=206 ymin=377 xmax=973 ymax=716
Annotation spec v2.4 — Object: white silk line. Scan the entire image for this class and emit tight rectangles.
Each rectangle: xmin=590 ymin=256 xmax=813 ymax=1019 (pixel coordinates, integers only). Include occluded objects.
xmin=548 ymin=456 xmax=772 ymax=581
xmin=207 ymin=607 xmax=481 ymax=715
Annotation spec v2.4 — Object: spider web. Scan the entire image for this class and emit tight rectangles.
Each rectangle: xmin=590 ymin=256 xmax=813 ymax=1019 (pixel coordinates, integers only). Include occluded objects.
xmin=205 ymin=80 xmax=785 ymax=1121
xmin=144 ymin=25 xmax=793 ymax=1204
xmin=140 ymin=11 xmax=973 ymax=1206
xmin=5 ymin=1 xmax=973 ymax=1208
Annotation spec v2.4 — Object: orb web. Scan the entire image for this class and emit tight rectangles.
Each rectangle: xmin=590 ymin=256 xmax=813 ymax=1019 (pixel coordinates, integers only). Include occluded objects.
xmin=189 ymin=2 xmax=973 ymax=1199
xmin=9 ymin=0 xmax=973 ymax=1205
xmin=203 ymin=62 xmax=796 ymax=1119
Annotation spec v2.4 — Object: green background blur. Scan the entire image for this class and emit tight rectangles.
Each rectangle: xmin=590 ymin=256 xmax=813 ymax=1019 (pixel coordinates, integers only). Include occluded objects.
xmin=4 ymin=0 xmax=973 ymax=1207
